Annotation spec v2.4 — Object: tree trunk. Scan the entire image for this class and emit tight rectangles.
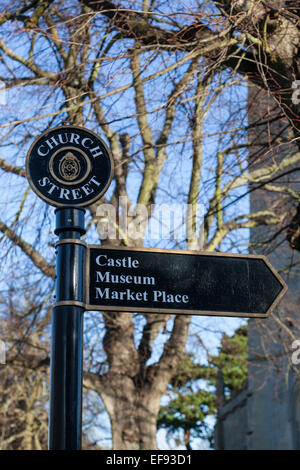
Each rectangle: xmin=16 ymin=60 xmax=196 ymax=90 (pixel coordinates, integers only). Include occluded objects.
xmin=101 ymin=375 xmax=161 ymax=449
xmin=94 ymin=314 xmax=192 ymax=450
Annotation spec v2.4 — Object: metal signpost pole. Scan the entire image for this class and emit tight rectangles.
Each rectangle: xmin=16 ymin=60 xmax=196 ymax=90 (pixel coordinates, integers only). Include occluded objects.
xmin=49 ymin=207 xmax=86 ymax=450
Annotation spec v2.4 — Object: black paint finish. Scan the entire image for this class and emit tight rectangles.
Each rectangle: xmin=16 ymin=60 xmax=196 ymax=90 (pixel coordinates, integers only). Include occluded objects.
xmin=26 ymin=126 xmax=113 ymax=207
xmin=49 ymin=207 xmax=86 ymax=450
xmin=49 ymin=305 xmax=83 ymax=450
xmin=87 ymin=248 xmax=285 ymax=316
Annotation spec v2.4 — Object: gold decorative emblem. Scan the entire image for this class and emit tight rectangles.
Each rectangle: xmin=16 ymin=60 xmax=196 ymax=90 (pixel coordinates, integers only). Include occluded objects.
xmin=59 ymin=151 xmax=80 ymax=181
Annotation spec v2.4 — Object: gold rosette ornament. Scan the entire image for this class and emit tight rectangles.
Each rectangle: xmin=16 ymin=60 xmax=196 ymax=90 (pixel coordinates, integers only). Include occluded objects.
xmin=59 ymin=151 xmax=81 ymax=181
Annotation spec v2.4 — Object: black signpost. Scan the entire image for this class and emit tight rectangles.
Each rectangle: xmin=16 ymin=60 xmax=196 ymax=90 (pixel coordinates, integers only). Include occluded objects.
xmin=26 ymin=126 xmax=114 ymax=450
xmin=86 ymin=246 xmax=287 ymax=318
xmin=49 ymin=207 xmax=86 ymax=449
xmin=26 ymin=125 xmax=113 ymax=207
xmin=26 ymin=125 xmax=287 ymax=450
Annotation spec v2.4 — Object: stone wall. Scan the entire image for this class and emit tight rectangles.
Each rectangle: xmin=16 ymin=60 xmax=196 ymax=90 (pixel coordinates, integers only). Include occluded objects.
xmin=215 ymin=83 xmax=300 ymax=449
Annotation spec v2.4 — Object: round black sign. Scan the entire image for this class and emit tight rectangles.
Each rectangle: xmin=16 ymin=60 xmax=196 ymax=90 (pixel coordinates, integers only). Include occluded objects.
xmin=26 ymin=126 xmax=113 ymax=207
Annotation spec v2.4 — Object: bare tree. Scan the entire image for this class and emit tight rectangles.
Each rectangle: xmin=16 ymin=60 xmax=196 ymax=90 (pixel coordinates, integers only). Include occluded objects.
xmin=0 ymin=0 xmax=299 ymax=449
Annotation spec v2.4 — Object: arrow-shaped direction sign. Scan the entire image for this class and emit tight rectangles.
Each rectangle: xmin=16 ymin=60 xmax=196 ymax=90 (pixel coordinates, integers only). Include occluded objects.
xmin=85 ymin=246 xmax=287 ymax=318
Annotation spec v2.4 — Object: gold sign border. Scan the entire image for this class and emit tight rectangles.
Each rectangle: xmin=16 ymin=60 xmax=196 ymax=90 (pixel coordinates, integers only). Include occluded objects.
xmin=25 ymin=125 xmax=114 ymax=207
xmin=85 ymin=245 xmax=288 ymax=318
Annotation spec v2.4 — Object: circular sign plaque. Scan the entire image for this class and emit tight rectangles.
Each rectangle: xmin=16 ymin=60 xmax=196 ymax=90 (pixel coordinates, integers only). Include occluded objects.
xmin=26 ymin=126 xmax=113 ymax=207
